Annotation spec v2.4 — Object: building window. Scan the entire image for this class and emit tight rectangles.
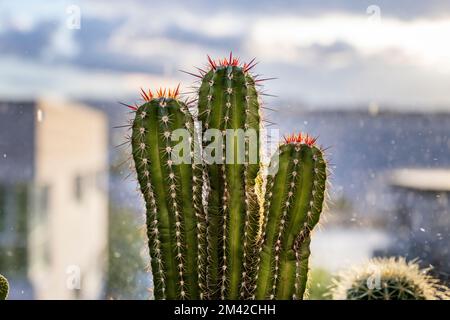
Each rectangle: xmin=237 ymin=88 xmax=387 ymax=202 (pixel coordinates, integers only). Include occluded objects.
xmin=39 ymin=186 xmax=50 ymax=213
xmin=35 ymin=185 xmax=50 ymax=225
xmin=0 ymin=185 xmax=5 ymax=232
xmin=74 ymin=175 xmax=83 ymax=202
xmin=96 ymin=171 xmax=107 ymax=192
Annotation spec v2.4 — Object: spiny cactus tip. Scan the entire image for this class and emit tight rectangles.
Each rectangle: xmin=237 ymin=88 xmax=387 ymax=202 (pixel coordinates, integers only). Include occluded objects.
xmin=283 ymin=133 xmax=318 ymax=147
xmin=140 ymin=84 xmax=181 ymax=102
xmin=206 ymin=52 xmax=257 ymax=73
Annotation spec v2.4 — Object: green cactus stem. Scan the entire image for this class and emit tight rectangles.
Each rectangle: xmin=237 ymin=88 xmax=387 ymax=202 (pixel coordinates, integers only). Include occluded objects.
xmin=0 ymin=274 xmax=9 ymax=300
xmin=129 ymin=87 xmax=205 ymax=300
xmin=331 ymin=257 xmax=450 ymax=300
xmin=255 ymin=133 xmax=327 ymax=300
xmin=123 ymin=55 xmax=329 ymax=301
xmin=197 ymin=54 xmax=262 ymax=299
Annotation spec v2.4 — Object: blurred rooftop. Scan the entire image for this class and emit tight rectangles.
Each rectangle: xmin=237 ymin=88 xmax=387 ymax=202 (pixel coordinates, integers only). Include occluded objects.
xmin=389 ymin=168 xmax=450 ymax=191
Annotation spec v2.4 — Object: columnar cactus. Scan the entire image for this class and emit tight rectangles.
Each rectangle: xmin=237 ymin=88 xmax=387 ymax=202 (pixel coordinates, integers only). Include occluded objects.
xmin=0 ymin=274 xmax=9 ymax=300
xmin=126 ymin=54 xmax=329 ymax=300
xmin=130 ymin=87 xmax=205 ymax=299
xmin=254 ymin=134 xmax=327 ymax=300
xmin=197 ymin=54 xmax=262 ymax=299
xmin=331 ymin=257 xmax=450 ymax=300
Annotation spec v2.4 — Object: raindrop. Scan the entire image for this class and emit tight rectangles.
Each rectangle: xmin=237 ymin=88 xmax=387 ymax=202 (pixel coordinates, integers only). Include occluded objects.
xmin=420 ymin=227 xmax=426 ymax=232
xmin=2 ymin=153 xmax=6 ymax=158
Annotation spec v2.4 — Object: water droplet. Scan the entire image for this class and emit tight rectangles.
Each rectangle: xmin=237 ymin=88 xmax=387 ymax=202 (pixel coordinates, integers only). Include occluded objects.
xmin=420 ymin=227 xmax=426 ymax=232
xmin=2 ymin=154 xmax=6 ymax=158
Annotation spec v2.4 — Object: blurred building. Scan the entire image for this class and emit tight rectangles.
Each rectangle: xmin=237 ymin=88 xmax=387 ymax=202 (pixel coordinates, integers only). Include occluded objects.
xmin=279 ymin=110 xmax=450 ymax=221
xmin=384 ymin=168 xmax=450 ymax=282
xmin=0 ymin=99 xmax=109 ymax=299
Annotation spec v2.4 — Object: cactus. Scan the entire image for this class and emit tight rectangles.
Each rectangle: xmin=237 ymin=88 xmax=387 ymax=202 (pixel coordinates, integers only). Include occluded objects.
xmin=331 ymin=257 xmax=450 ymax=300
xmin=129 ymin=87 xmax=205 ymax=299
xmin=0 ymin=274 xmax=9 ymax=300
xmin=124 ymin=54 xmax=329 ymax=300
xmin=197 ymin=54 xmax=262 ymax=299
xmin=254 ymin=134 xmax=327 ymax=300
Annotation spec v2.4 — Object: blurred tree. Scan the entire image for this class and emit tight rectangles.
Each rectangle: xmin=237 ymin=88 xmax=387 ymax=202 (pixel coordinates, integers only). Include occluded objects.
xmin=306 ymin=268 xmax=333 ymax=300
xmin=0 ymin=184 xmax=28 ymax=275
xmin=106 ymin=205 xmax=150 ymax=299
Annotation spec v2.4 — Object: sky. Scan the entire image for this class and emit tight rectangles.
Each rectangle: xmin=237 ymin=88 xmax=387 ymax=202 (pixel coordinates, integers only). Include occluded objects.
xmin=1 ymin=0 xmax=450 ymax=110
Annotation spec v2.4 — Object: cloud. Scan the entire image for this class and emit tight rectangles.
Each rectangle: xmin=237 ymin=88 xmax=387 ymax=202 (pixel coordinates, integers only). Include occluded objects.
xmin=69 ymin=18 xmax=164 ymax=74
xmin=1 ymin=0 xmax=450 ymax=109
xmin=246 ymin=14 xmax=450 ymax=72
xmin=0 ymin=21 xmax=55 ymax=58
xmin=0 ymin=56 xmax=180 ymax=101
xmin=263 ymin=52 xmax=450 ymax=110
xmin=162 ymin=24 xmax=242 ymax=51
xmin=77 ymin=0 xmax=450 ymax=20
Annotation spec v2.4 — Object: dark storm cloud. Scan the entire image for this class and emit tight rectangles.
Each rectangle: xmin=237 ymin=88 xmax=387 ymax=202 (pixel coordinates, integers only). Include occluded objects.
xmin=2 ymin=0 xmax=450 ymax=106
xmin=307 ymin=41 xmax=357 ymax=59
xmin=163 ymin=25 xmax=242 ymax=51
xmin=0 ymin=21 xmax=55 ymax=58
xmin=1 ymin=0 xmax=448 ymax=74
xmin=70 ymin=18 xmax=163 ymax=74
xmin=0 ymin=16 xmax=163 ymax=74
xmin=70 ymin=19 xmax=241 ymax=73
